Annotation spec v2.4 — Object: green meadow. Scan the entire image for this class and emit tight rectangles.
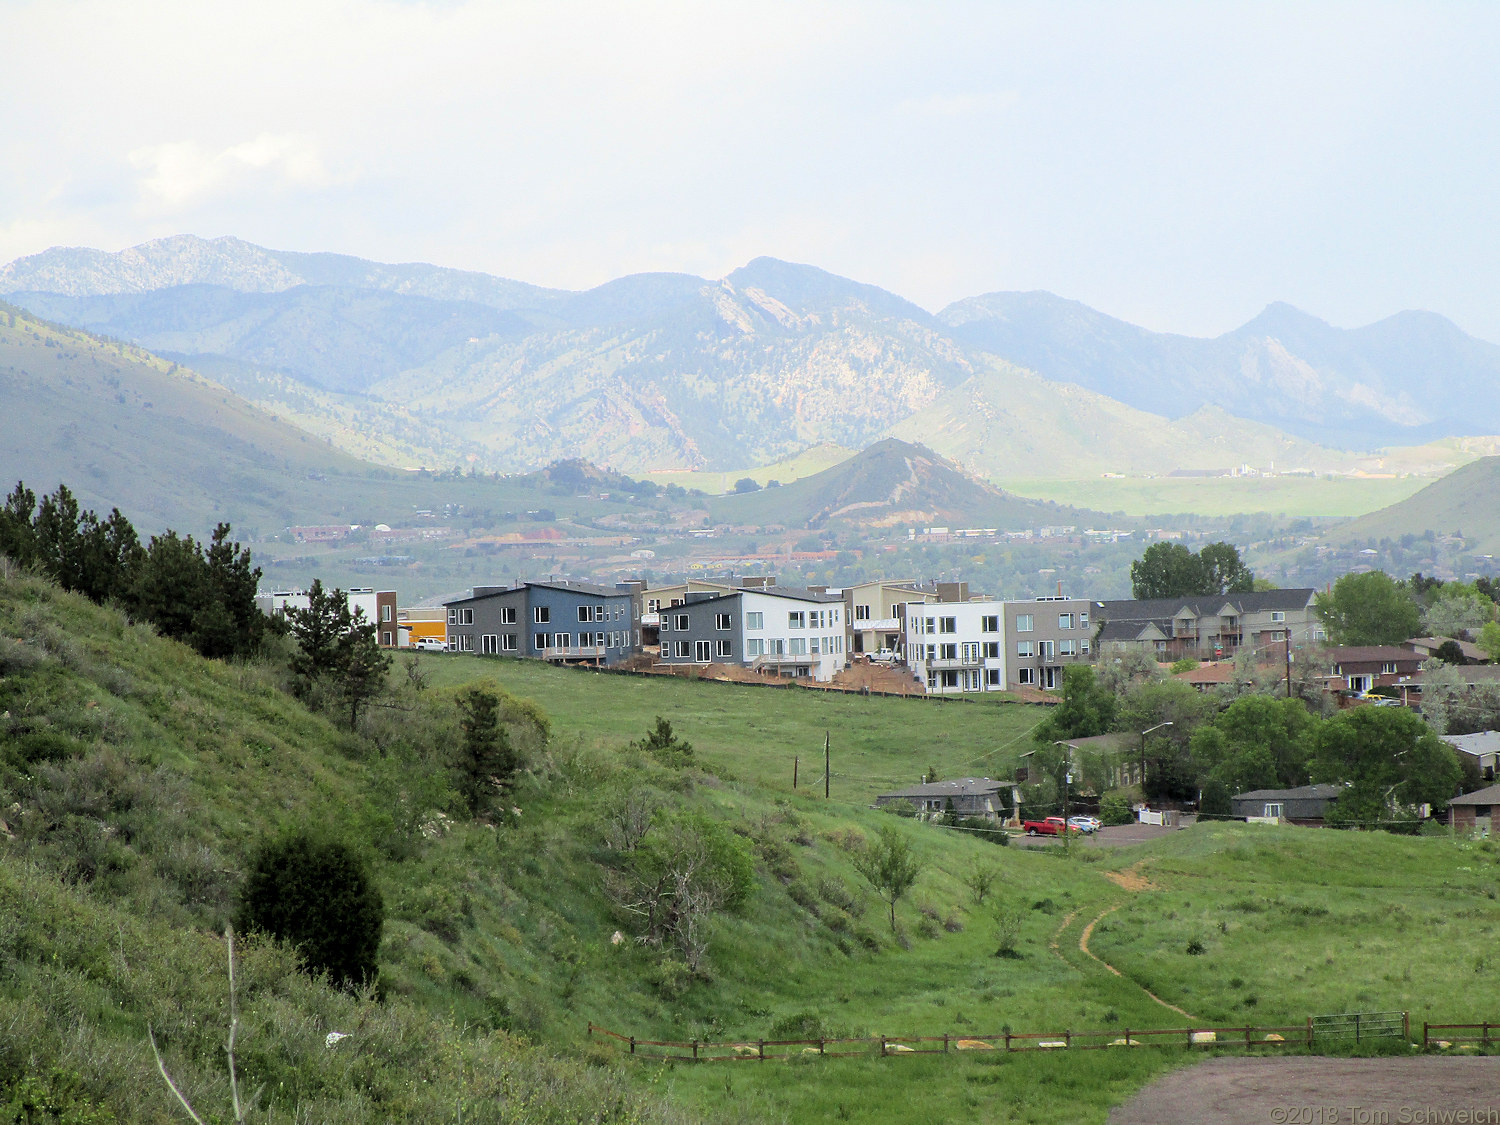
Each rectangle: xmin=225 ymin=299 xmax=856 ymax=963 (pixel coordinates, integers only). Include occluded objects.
xmin=999 ymin=475 xmax=1430 ymax=519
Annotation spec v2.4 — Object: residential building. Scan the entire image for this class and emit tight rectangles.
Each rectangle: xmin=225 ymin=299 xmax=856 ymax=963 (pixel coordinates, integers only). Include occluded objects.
xmin=256 ymin=588 xmax=399 ymax=647
xmin=443 ymin=581 xmax=637 ymax=664
xmin=1448 ymin=783 xmax=1500 ymax=834
xmin=1004 ymin=596 xmax=1096 ymax=690
xmin=656 ymin=587 xmax=845 ymax=682
xmin=904 ymin=599 xmax=1007 ymax=694
xmin=1441 ymin=731 xmax=1500 ymax=784
xmin=397 ymin=607 xmax=447 ymax=648
xmin=1230 ymin=783 xmax=1344 ymax=826
xmin=639 ymin=576 xmax=775 ymax=653
xmin=1094 ymin=589 xmax=1320 ymax=662
xmin=873 ymin=778 xmax=1019 ymax=822
xmin=1405 ymin=636 xmax=1487 ymax=663
xmin=841 ymin=579 xmax=944 ymax=660
xmin=1321 ymin=646 xmax=1423 ymax=694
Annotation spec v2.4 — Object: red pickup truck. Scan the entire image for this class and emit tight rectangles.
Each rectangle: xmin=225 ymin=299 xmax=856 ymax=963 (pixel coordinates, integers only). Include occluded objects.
xmin=1022 ymin=816 xmax=1077 ymax=836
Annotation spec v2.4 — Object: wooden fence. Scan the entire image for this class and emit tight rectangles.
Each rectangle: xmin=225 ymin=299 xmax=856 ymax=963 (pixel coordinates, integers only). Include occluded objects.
xmin=1423 ymin=1022 xmax=1497 ymax=1048
xmin=587 ymin=1019 xmax=1346 ymax=1062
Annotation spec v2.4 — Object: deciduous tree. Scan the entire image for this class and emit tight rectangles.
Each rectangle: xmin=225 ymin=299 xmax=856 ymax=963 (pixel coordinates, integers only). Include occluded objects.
xmin=1315 ymin=571 xmax=1422 ymax=646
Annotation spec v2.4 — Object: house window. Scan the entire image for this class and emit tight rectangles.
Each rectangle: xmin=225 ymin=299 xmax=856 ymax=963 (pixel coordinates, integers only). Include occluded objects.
xmin=381 ymin=631 xmax=392 ymax=646
xmin=789 ymin=637 xmax=807 ymax=655
xmin=939 ymin=617 xmax=957 ymax=634
xmin=674 ymin=640 xmax=691 ymax=658
xmin=788 ymin=611 xmax=806 ymax=629
xmin=747 ymin=638 xmax=765 ymax=657
xmin=553 ymin=632 xmax=571 ymax=649
xmin=448 ymin=608 xmax=457 ymax=624
xmin=715 ymin=639 xmax=732 ymax=657
xmin=534 ymin=606 xmax=550 ymax=624
xmin=1016 ymin=667 xmax=1036 ymax=685
xmin=1264 ymin=803 xmax=1283 ymax=819
xmin=577 ymin=606 xmax=592 ymax=622
xmin=940 ymin=670 xmax=959 ymax=688
xmin=460 ymin=608 xmax=474 ymax=625
xmin=746 ymin=611 xmax=764 ymax=630
xmin=1040 ymin=640 xmax=1055 ymax=658
xmin=940 ymin=643 xmax=958 ymax=660
xmin=961 ymin=642 xmax=980 ymax=664
xmin=1079 ymin=611 xmax=1089 ymax=628
xmin=459 ymin=634 xmax=474 ymax=652
xmin=715 ymin=613 xmax=732 ymax=630
xmin=1059 ymin=613 xmax=1074 ymax=629
xmin=1017 ymin=640 xmax=1034 ymax=657
xmin=983 ymin=641 xmax=1000 ymax=658
xmin=534 ymin=632 xmax=548 ymax=650
xmin=646 ymin=598 xmax=660 ymax=614
xmin=501 ymin=634 xmax=518 ymax=651
xmin=1382 ymin=662 xmax=1398 ymax=674
xmin=810 ymin=637 xmax=821 ymax=655
xmin=1081 ymin=639 xmax=1091 ymax=655
xmin=981 ymin=615 xmax=999 ymax=632
xmin=1271 ymin=611 xmax=1285 ymax=623
xmin=382 ymin=605 xmax=392 ymax=622
xmin=986 ymin=669 xmax=1001 ymax=686
xmin=1015 ymin=614 xmax=1033 ymax=632
xmin=500 ymin=606 xmax=517 ymax=624
xmin=855 ymin=604 xmax=871 ymax=621
xmin=674 ymin=613 xmax=689 ymax=631
xmin=481 ymin=634 xmax=498 ymax=655
xmin=596 ymin=604 xmax=606 ymax=621
xmin=1060 ymin=639 xmax=1077 ymax=656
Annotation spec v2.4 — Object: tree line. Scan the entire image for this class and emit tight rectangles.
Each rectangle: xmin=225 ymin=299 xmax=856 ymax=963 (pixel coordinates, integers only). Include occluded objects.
xmin=0 ymin=481 xmax=262 ymax=659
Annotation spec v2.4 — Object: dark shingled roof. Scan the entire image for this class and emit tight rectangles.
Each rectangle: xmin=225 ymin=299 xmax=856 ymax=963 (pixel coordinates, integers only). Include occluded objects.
xmin=877 ymin=778 xmax=1009 ymax=801
xmin=1232 ymin=783 xmax=1344 ymax=802
xmin=1449 ymin=783 xmax=1500 ymax=806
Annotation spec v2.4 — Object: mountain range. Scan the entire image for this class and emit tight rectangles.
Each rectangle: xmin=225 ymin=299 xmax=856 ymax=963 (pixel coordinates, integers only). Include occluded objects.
xmin=6 ymin=235 xmax=1499 ymax=477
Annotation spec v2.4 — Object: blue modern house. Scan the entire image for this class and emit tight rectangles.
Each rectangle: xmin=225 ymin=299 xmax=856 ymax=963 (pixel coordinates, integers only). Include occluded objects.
xmin=444 ymin=581 xmax=639 ymax=665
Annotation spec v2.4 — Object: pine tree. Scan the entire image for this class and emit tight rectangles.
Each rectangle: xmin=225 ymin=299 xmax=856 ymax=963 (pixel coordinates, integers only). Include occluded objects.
xmin=455 ymin=686 xmax=519 ymax=816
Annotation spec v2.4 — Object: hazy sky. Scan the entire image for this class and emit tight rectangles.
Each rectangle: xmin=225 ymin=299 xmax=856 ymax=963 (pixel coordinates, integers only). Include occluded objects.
xmin=3 ymin=1 xmax=1497 ymax=339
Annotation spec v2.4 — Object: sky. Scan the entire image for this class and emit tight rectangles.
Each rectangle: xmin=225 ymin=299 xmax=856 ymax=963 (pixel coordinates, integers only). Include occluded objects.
xmin=2 ymin=0 xmax=1498 ymax=339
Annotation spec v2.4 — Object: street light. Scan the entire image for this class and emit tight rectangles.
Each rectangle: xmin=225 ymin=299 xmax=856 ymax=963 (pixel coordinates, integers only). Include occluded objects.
xmin=1139 ymin=721 xmax=1174 ymax=796
xmin=1053 ymin=740 xmax=1076 ymax=849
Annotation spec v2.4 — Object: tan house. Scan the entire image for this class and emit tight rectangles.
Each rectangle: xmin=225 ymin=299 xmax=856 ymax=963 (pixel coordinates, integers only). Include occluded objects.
xmin=1449 ymin=783 xmax=1500 ymax=834
xmin=842 ymin=579 xmax=952 ymax=660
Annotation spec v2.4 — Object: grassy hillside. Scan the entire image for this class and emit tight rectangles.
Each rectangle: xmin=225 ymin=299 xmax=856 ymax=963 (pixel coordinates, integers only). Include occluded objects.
xmin=643 ymin=444 xmax=856 ymax=494
xmin=4 ymin=572 xmax=1495 ymax=1124
xmin=1000 ymin=474 xmax=1430 ymax=520
xmin=1329 ymin=456 xmax=1500 ymax=552
xmin=707 ymin=438 xmax=1091 ymax=531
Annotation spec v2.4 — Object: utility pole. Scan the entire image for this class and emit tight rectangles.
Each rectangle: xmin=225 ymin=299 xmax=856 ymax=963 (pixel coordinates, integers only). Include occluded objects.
xmin=793 ymin=755 xmax=799 ymax=790
xmin=824 ymin=732 xmax=830 ymax=799
xmin=1285 ymin=631 xmax=1293 ymax=698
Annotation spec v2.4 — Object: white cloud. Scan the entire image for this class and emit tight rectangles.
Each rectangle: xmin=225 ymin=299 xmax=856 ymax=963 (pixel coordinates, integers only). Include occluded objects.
xmin=128 ymin=134 xmax=333 ymax=209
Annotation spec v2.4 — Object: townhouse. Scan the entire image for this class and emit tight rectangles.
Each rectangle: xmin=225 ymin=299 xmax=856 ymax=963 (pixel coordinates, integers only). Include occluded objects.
xmin=1094 ymin=589 xmax=1321 ymax=662
xmin=842 ymin=579 xmax=962 ymax=660
xmin=1004 ymin=596 xmax=1097 ymax=690
xmin=904 ymin=598 xmax=1008 ymax=694
xmin=655 ymin=587 xmax=846 ymax=682
xmin=257 ymin=587 xmax=400 ymax=647
xmin=443 ymin=580 xmax=638 ymax=665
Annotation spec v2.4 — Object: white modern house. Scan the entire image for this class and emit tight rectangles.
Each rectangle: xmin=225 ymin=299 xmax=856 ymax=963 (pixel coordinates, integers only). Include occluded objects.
xmin=255 ymin=587 xmax=400 ymax=647
xmin=656 ymin=587 xmax=846 ymax=682
xmin=904 ymin=599 xmax=1009 ymax=694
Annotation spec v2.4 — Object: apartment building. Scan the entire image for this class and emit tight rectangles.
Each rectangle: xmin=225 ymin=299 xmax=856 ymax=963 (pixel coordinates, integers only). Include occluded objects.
xmin=656 ymin=587 xmax=846 ymax=682
xmin=1094 ymin=589 xmax=1320 ymax=661
xmin=443 ymin=580 xmax=637 ymax=664
xmin=639 ymin=576 xmax=777 ymax=653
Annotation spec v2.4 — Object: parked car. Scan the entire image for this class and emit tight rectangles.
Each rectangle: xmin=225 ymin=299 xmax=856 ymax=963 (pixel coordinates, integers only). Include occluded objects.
xmin=1067 ymin=815 xmax=1102 ymax=834
xmin=1022 ymin=816 xmax=1078 ymax=836
xmin=412 ymin=638 xmax=447 ymax=652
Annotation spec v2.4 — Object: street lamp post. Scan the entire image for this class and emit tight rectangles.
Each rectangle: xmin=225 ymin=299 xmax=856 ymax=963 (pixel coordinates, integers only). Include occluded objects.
xmin=1054 ymin=740 xmax=1075 ymax=851
xmin=1139 ymin=721 xmax=1174 ymax=799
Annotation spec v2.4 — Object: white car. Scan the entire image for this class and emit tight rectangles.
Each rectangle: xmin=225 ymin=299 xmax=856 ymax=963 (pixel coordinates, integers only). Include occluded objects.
xmin=412 ymin=638 xmax=447 ymax=652
xmin=1067 ymin=816 xmax=1102 ymax=834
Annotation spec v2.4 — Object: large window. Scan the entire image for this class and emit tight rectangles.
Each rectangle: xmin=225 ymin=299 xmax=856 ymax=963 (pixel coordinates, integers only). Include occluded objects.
xmin=715 ymin=639 xmax=732 ymax=657
xmin=855 ymin=604 xmax=871 ymax=621
xmin=459 ymin=608 xmax=473 ymax=625
xmin=983 ymin=641 xmax=1000 ymax=659
xmin=788 ymin=611 xmax=806 ymax=629
xmin=674 ymin=613 xmax=689 ymax=631
xmin=480 ymin=634 xmax=498 ymax=655
xmin=1015 ymin=614 xmax=1033 ymax=632
xmin=553 ymin=632 xmax=571 ymax=649
xmin=501 ymin=634 xmax=518 ymax=651
xmin=674 ymin=641 xmax=691 ymax=658
xmin=715 ymin=613 xmax=732 ymax=630
xmin=500 ymin=606 xmax=517 ymax=624
xmin=746 ymin=638 xmax=765 ymax=657
xmin=1059 ymin=613 xmax=1074 ymax=629
xmin=1060 ymin=639 xmax=1077 ymax=656
xmin=533 ymin=606 xmax=550 ymax=624
xmin=577 ymin=605 xmax=592 ymax=622
xmin=1017 ymin=640 xmax=1035 ymax=657
xmin=1016 ymin=667 xmax=1035 ymax=685
xmin=940 ymin=643 xmax=958 ymax=660
xmin=746 ymin=611 xmax=764 ymax=630
xmin=789 ymin=637 xmax=807 ymax=655
xmin=939 ymin=617 xmax=957 ymax=634
xmin=961 ymin=642 xmax=980 ymax=664
xmin=534 ymin=632 xmax=548 ymax=650
xmin=981 ymin=615 xmax=999 ymax=632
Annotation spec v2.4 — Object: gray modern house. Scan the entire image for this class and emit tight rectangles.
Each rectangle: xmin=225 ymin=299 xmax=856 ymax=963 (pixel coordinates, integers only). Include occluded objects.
xmin=874 ymin=778 xmax=1019 ymax=822
xmin=444 ymin=580 xmax=638 ymax=665
xmin=656 ymin=586 xmax=847 ymax=681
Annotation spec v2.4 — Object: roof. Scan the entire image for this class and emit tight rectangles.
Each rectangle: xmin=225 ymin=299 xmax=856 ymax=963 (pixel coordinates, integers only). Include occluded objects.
xmin=1411 ymin=665 xmax=1500 ymax=686
xmin=1449 ymin=783 xmax=1500 ymax=806
xmin=877 ymin=777 xmax=1009 ymax=800
xmin=1097 ymin=589 xmax=1316 ymax=622
xmin=656 ymin=586 xmax=842 ymax=610
xmin=444 ymin=579 xmax=628 ymax=605
xmin=1441 ymin=731 xmax=1500 ymax=758
xmin=1406 ymin=636 xmax=1488 ymax=662
xmin=1231 ymin=783 xmax=1344 ymax=802
xmin=1325 ymin=646 xmax=1424 ymax=665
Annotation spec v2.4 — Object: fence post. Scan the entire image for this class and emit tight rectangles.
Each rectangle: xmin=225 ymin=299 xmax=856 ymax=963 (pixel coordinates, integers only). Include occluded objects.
xmin=1355 ymin=1013 xmax=1361 ymax=1043
xmin=1423 ymin=1022 xmax=1429 ymax=1049
xmin=1005 ymin=1030 xmax=1012 ymax=1051
xmin=692 ymin=1040 xmax=698 ymax=1061
xmin=1306 ymin=1018 xmax=1313 ymax=1048
xmin=588 ymin=1022 xmax=594 ymax=1038
xmin=819 ymin=1037 xmax=825 ymax=1056
xmin=630 ymin=1036 xmax=636 ymax=1055
xmin=1403 ymin=1012 xmax=1410 ymax=1042
xmin=880 ymin=1035 xmax=887 ymax=1057
xmin=1065 ymin=1029 xmax=1071 ymax=1050
xmin=1484 ymin=1022 xmax=1491 ymax=1045
xmin=1124 ymin=1028 xmax=1130 ymax=1047
xmin=943 ymin=1034 xmax=949 ymax=1053
xmin=758 ymin=1039 xmax=765 ymax=1062
xmin=1245 ymin=1025 xmax=1252 ymax=1048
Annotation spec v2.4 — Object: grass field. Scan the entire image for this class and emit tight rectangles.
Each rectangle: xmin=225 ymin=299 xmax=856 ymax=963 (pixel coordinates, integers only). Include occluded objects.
xmin=643 ymin=444 xmax=856 ymax=495
xmin=998 ymin=475 xmax=1433 ymax=519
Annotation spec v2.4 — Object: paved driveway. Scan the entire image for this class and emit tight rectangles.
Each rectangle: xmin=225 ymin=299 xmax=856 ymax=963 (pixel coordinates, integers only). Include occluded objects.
xmin=1013 ymin=818 xmax=1196 ymax=848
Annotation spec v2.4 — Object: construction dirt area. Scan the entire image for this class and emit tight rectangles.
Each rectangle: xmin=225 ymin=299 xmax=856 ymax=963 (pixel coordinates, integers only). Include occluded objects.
xmin=1108 ymin=1056 xmax=1500 ymax=1124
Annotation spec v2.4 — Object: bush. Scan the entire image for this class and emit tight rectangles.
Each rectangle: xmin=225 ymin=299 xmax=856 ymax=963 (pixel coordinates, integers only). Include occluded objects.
xmin=882 ymin=798 xmax=918 ymax=818
xmin=236 ymin=831 xmax=384 ymax=990
xmin=1099 ymin=790 xmax=1136 ymax=826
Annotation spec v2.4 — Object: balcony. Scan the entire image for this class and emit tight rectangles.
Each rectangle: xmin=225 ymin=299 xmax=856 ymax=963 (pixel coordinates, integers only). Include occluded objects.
xmin=543 ymin=645 xmax=607 ymax=661
xmin=863 ymin=617 xmax=901 ymax=631
xmin=922 ymin=657 xmax=980 ymax=670
xmin=752 ymin=653 xmax=812 ymax=669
